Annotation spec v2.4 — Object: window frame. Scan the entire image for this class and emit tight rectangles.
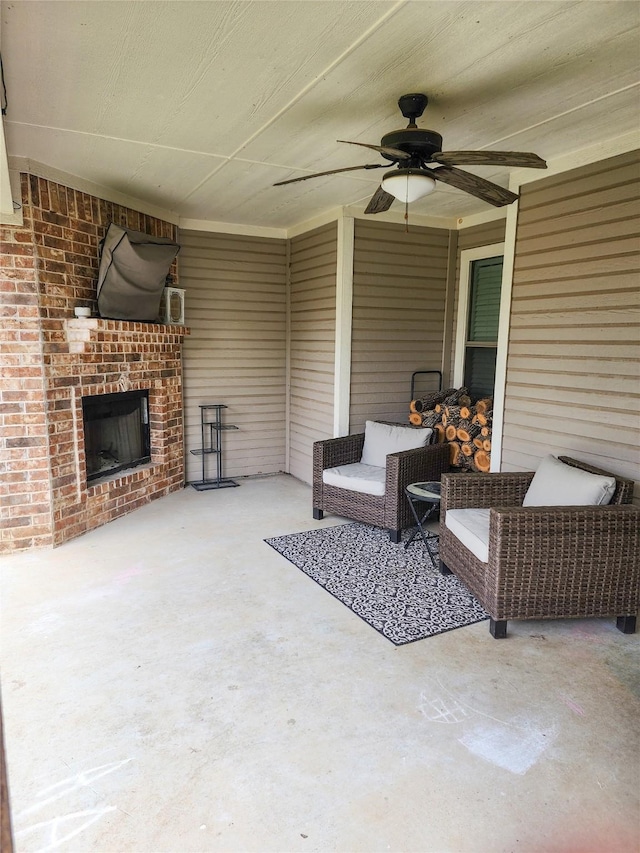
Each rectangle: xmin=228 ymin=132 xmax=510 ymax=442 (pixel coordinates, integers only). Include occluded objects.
xmin=453 ymin=242 xmax=505 ymax=390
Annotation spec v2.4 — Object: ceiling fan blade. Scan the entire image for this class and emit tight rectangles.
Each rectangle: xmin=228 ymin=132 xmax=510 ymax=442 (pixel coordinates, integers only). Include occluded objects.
xmin=274 ymin=163 xmax=387 ymax=187
xmin=432 ymin=150 xmax=547 ymax=169
xmin=364 ymin=186 xmax=395 ymax=214
xmin=431 ymin=166 xmax=519 ymax=207
xmin=338 ymin=140 xmax=411 ymax=161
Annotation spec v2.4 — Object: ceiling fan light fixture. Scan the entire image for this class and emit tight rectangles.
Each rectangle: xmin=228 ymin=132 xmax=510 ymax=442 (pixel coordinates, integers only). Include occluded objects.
xmin=381 ymin=168 xmax=436 ymax=203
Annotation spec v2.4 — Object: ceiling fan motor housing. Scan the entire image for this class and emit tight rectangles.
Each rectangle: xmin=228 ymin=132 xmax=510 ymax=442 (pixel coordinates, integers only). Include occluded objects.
xmin=380 ymin=128 xmax=443 ymax=162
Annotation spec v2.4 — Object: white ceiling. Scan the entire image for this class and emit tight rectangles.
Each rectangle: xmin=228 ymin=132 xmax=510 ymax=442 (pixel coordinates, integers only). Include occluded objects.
xmin=1 ymin=0 xmax=639 ymax=231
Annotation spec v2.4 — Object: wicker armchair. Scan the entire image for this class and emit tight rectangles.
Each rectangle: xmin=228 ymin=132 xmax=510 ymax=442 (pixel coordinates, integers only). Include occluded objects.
xmin=313 ymin=432 xmax=449 ymax=542
xmin=439 ymin=456 xmax=638 ymax=638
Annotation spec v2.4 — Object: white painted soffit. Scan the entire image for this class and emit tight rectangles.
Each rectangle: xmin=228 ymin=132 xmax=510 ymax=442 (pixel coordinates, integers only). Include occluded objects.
xmin=2 ymin=0 xmax=638 ymax=231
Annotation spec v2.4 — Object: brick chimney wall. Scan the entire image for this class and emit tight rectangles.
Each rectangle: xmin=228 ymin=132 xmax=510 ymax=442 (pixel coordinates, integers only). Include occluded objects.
xmin=1 ymin=174 xmax=188 ymax=552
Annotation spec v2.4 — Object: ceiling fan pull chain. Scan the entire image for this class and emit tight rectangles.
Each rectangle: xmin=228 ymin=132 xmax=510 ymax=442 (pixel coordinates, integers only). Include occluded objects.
xmin=405 ymin=198 xmax=409 ymax=232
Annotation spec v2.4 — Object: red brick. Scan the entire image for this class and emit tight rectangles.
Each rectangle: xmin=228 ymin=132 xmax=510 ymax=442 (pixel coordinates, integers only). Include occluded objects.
xmin=0 ymin=241 xmax=34 ymax=256
xmin=4 ymin=175 xmax=186 ymax=552
xmin=13 ymin=231 xmax=34 ymax=244
xmin=37 ymin=177 xmax=50 ymax=209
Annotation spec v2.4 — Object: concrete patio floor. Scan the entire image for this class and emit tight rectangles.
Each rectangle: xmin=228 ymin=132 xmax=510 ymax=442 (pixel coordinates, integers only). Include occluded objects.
xmin=1 ymin=474 xmax=638 ymax=853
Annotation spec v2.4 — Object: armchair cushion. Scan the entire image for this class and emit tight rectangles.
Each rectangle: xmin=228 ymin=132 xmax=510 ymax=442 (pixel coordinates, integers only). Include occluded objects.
xmin=360 ymin=420 xmax=432 ymax=468
xmin=445 ymin=508 xmax=490 ymax=563
xmin=322 ymin=462 xmax=386 ymax=496
xmin=523 ymin=454 xmax=616 ymax=507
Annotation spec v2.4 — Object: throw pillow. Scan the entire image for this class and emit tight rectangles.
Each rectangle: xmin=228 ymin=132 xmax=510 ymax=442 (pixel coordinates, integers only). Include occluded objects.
xmin=360 ymin=420 xmax=432 ymax=469
xmin=522 ymin=455 xmax=616 ymax=507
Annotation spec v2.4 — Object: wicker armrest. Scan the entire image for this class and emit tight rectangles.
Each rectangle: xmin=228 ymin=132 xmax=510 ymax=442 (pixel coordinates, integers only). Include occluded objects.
xmin=313 ymin=433 xmax=365 ymax=471
xmin=486 ymin=504 xmax=640 ymax=615
xmin=441 ymin=471 xmax=534 ymax=514
xmin=490 ymin=503 xmax=640 ymax=548
xmin=386 ymin=443 xmax=450 ymax=494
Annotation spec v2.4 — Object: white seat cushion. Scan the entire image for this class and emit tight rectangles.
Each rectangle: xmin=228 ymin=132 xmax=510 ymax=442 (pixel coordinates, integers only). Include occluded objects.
xmin=523 ymin=455 xmax=616 ymax=507
xmin=445 ymin=508 xmax=491 ymax=563
xmin=322 ymin=462 xmax=386 ymax=496
xmin=360 ymin=420 xmax=432 ymax=468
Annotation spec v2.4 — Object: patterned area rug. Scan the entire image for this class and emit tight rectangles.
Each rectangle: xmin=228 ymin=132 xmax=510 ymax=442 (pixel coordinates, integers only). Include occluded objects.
xmin=264 ymin=522 xmax=488 ymax=645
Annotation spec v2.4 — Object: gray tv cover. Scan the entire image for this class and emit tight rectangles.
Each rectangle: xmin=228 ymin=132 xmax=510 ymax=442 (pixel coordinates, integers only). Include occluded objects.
xmin=97 ymin=223 xmax=180 ymax=321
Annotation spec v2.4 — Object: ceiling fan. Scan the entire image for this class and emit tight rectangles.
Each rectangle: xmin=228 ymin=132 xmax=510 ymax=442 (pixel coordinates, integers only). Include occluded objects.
xmin=274 ymin=93 xmax=547 ymax=213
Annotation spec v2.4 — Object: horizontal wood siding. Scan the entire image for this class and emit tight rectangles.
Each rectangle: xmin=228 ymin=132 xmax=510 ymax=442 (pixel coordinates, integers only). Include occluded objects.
xmin=451 ymin=218 xmax=507 ymax=384
xmin=179 ymin=230 xmax=287 ymax=482
xmin=501 ymin=150 xmax=640 ymax=503
xmin=350 ymin=219 xmax=450 ymax=431
xmin=289 ymin=223 xmax=338 ymax=484
xmin=457 ymin=219 xmax=507 ymax=253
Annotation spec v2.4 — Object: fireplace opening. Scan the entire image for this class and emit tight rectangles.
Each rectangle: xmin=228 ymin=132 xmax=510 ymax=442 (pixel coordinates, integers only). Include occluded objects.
xmin=82 ymin=390 xmax=151 ymax=483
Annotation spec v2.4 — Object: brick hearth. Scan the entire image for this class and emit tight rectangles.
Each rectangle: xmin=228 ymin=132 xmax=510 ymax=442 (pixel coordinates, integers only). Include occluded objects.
xmin=1 ymin=174 xmax=188 ymax=552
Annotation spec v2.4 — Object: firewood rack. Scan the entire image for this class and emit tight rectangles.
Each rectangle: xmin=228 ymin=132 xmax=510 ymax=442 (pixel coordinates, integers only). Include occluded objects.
xmin=410 ymin=370 xmax=443 ymax=401
xmin=190 ymin=403 xmax=239 ymax=490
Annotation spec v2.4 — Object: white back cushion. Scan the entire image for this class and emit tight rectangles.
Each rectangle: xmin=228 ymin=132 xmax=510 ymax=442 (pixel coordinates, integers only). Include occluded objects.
xmin=360 ymin=421 xmax=432 ymax=468
xmin=523 ymin=455 xmax=616 ymax=507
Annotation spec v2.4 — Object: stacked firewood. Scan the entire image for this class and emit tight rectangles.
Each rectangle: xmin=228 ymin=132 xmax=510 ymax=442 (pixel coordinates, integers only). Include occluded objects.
xmin=409 ymin=387 xmax=493 ymax=472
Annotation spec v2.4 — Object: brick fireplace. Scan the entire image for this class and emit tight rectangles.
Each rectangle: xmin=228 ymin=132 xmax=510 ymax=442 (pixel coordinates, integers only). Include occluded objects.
xmin=0 ymin=174 xmax=188 ymax=552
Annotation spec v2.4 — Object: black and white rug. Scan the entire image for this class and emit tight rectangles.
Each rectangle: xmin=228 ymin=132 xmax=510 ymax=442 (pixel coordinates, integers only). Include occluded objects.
xmin=264 ymin=522 xmax=488 ymax=645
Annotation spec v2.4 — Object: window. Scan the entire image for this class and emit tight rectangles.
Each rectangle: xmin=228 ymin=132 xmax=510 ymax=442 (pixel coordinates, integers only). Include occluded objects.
xmin=464 ymin=256 xmax=503 ymax=399
xmin=453 ymin=244 xmax=504 ymax=401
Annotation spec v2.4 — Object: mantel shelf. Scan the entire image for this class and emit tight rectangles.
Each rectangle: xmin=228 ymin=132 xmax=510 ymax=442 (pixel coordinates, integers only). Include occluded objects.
xmin=63 ymin=317 xmax=190 ymax=353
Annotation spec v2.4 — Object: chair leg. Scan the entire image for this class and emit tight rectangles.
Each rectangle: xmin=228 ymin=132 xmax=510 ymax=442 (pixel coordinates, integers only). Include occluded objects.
xmin=490 ymin=619 xmax=507 ymax=639
xmin=616 ymin=615 xmax=636 ymax=634
xmin=439 ymin=559 xmax=452 ymax=575
xmin=389 ymin=529 xmax=401 ymax=544
xmin=313 ymin=508 xmax=324 ymax=520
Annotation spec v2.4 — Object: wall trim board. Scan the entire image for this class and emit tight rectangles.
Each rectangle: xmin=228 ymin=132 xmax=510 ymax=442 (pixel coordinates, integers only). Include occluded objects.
xmin=455 ymin=208 xmax=508 ymax=231
xmin=0 ymin=119 xmax=16 ymax=219
xmin=0 ymin=170 xmax=23 ymax=225
xmin=441 ymin=229 xmax=458 ymax=383
xmin=510 ymin=129 xmax=640 ymax=187
xmin=179 ymin=217 xmax=287 ymax=239
xmin=285 ymin=238 xmax=292 ymax=473
xmin=490 ymin=211 xmax=518 ymax=472
xmin=345 ymin=204 xmax=457 ymax=231
xmin=334 ymin=214 xmax=354 ymax=436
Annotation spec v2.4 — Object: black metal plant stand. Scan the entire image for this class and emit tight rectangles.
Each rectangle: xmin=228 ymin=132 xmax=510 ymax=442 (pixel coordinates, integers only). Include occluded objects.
xmin=190 ymin=404 xmax=239 ymax=491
